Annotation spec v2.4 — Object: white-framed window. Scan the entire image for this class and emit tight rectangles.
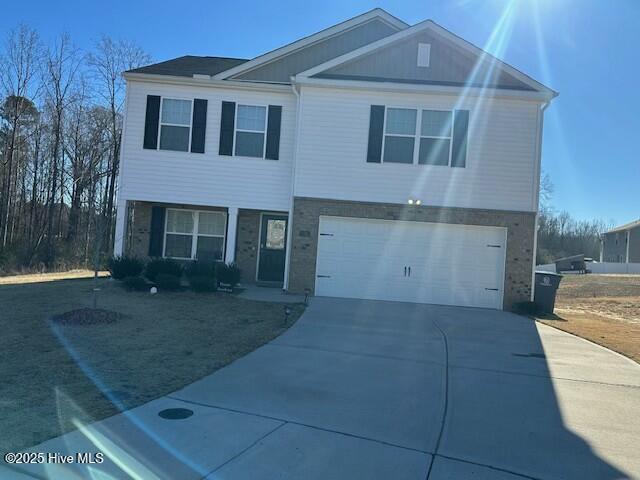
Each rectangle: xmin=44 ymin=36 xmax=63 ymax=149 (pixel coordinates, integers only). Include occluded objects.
xmin=234 ymin=104 xmax=267 ymax=158
xmin=382 ymin=107 xmax=457 ymax=167
xmin=383 ymin=108 xmax=417 ymax=164
xmin=418 ymin=110 xmax=453 ymax=166
xmin=159 ymin=98 xmax=192 ymax=152
xmin=164 ymin=209 xmax=226 ymax=261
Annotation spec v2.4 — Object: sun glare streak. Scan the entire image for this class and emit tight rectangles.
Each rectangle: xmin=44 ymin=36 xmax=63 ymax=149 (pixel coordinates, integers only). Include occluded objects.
xmin=46 ymin=320 xmax=207 ymax=477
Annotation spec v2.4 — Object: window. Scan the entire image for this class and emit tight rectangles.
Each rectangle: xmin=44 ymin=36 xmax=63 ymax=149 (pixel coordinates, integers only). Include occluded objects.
xmin=265 ymin=219 xmax=286 ymax=250
xmin=159 ymin=99 xmax=192 ymax=151
xmin=235 ymin=105 xmax=266 ymax=157
xmin=418 ymin=110 xmax=452 ymax=166
xmin=164 ymin=209 xmax=226 ymax=261
xmin=380 ymin=107 xmax=461 ymax=167
xmin=383 ymin=108 xmax=416 ymax=164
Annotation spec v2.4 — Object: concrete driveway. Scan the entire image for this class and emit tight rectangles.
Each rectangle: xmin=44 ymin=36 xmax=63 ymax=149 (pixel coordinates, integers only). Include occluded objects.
xmin=6 ymin=298 xmax=640 ymax=479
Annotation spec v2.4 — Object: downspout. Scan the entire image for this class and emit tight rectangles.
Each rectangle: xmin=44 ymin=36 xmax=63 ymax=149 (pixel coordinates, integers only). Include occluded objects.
xmin=531 ymin=99 xmax=551 ymax=300
xmin=283 ymin=78 xmax=302 ymax=291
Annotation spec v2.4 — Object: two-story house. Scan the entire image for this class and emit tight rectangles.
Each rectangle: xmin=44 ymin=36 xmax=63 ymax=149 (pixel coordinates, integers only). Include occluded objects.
xmin=600 ymin=219 xmax=640 ymax=263
xmin=113 ymin=9 xmax=556 ymax=311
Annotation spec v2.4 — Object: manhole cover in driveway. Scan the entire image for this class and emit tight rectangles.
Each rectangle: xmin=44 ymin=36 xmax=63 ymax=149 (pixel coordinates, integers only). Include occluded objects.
xmin=158 ymin=408 xmax=194 ymax=420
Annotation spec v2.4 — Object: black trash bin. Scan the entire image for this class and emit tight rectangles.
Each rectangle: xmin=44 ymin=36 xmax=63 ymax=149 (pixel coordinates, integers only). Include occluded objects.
xmin=534 ymin=271 xmax=563 ymax=314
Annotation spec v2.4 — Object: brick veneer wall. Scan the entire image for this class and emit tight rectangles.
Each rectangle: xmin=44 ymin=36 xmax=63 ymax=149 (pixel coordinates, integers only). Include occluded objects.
xmin=235 ymin=209 xmax=261 ymax=283
xmin=287 ymin=197 xmax=536 ymax=311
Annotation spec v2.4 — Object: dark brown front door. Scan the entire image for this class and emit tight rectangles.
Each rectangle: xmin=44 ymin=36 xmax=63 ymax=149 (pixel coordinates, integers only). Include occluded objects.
xmin=257 ymin=214 xmax=288 ymax=283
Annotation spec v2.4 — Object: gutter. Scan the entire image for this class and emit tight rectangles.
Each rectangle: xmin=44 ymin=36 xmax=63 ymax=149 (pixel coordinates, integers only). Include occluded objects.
xmin=123 ymin=72 xmax=292 ymax=93
xmin=531 ymin=99 xmax=552 ymax=301
xmin=282 ymin=80 xmax=302 ymax=291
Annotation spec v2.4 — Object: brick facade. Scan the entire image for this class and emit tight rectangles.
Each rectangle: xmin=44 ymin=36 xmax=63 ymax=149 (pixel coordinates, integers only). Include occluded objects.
xmin=235 ymin=209 xmax=261 ymax=283
xmin=287 ymin=197 xmax=536 ymax=311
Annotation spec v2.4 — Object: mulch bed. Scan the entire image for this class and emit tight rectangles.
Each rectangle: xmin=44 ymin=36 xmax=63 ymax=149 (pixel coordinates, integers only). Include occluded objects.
xmin=51 ymin=308 xmax=124 ymax=326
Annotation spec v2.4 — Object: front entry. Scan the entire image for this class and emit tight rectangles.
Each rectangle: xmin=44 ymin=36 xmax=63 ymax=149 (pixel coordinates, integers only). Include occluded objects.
xmin=257 ymin=214 xmax=288 ymax=284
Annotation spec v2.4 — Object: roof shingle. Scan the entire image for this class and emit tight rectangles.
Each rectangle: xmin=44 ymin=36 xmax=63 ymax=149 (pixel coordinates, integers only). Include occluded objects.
xmin=127 ymin=55 xmax=248 ymax=78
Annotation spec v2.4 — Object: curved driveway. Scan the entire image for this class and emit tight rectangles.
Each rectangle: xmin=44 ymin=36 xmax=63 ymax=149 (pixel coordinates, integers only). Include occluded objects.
xmin=8 ymin=297 xmax=640 ymax=480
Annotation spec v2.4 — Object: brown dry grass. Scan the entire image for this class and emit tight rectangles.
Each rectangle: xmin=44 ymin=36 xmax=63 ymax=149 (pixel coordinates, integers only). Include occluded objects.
xmin=537 ymin=274 xmax=640 ymax=363
xmin=0 ymin=277 xmax=304 ymax=454
xmin=0 ymin=269 xmax=109 ymax=285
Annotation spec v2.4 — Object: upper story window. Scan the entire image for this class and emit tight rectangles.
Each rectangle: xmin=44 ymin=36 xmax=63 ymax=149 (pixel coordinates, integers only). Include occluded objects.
xmin=419 ymin=110 xmax=452 ymax=166
xmin=235 ymin=105 xmax=267 ymax=158
xmin=381 ymin=108 xmax=460 ymax=166
xmin=164 ymin=209 xmax=226 ymax=261
xmin=383 ymin=108 xmax=417 ymax=164
xmin=159 ymin=98 xmax=192 ymax=152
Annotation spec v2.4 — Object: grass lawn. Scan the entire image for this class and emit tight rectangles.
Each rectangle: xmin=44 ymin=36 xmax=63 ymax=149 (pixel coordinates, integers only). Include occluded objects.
xmin=0 ymin=275 xmax=304 ymax=454
xmin=537 ymin=274 xmax=640 ymax=363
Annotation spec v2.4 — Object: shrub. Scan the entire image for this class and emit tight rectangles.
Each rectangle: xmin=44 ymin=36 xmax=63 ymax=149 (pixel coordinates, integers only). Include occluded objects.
xmin=156 ymin=273 xmax=181 ymax=291
xmin=217 ymin=262 xmax=241 ymax=287
xmin=145 ymin=258 xmax=182 ymax=282
xmin=184 ymin=260 xmax=217 ymax=279
xmin=108 ymin=256 xmax=144 ymax=280
xmin=122 ymin=275 xmax=148 ymax=292
xmin=189 ymin=275 xmax=218 ymax=292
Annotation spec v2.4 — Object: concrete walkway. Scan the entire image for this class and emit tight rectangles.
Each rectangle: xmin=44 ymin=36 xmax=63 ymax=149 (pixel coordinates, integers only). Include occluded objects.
xmin=6 ymin=298 xmax=640 ymax=479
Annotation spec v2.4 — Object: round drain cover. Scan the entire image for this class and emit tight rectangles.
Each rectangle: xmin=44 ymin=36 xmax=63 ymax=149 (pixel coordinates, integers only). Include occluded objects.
xmin=158 ymin=408 xmax=194 ymax=420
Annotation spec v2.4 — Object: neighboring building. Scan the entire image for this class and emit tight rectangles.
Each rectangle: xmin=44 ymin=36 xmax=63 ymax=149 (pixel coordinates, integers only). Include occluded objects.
xmin=554 ymin=254 xmax=589 ymax=273
xmin=114 ymin=9 xmax=557 ymax=310
xmin=601 ymin=220 xmax=640 ymax=263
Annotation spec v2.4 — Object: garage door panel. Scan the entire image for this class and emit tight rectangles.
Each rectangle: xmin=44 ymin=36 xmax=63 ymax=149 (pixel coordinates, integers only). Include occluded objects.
xmin=315 ymin=217 xmax=506 ymax=309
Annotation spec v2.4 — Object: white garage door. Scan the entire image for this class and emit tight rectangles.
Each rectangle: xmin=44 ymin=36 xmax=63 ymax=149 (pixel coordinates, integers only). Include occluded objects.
xmin=315 ymin=216 xmax=507 ymax=309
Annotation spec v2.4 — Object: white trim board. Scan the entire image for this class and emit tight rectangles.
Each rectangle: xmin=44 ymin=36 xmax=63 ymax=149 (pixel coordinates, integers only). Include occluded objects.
xmin=214 ymin=9 xmax=408 ymax=80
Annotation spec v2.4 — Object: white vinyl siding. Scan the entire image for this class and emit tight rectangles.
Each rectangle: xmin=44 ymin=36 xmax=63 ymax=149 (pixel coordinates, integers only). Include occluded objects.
xmin=164 ymin=209 xmax=227 ymax=261
xmin=295 ymin=86 xmax=540 ymax=212
xmin=119 ymin=81 xmax=295 ymax=211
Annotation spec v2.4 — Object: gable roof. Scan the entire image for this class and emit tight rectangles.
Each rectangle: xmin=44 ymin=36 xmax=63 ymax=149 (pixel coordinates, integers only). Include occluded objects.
xmin=213 ymin=9 xmax=408 ymax=81
xmin=296 ymin=19 xmax=556 ymax=96
xmin=127 ymin=56 xmax=248 ymax=78
xmin=605 ymin=219 xmax=640 ymax=234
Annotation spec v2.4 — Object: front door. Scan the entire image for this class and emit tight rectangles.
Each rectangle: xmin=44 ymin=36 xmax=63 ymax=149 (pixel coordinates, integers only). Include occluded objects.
xmin=257 ymin=214 xmax=288 ymax=283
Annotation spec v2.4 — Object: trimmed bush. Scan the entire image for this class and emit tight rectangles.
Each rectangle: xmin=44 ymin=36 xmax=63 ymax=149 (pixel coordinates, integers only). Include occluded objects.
xmin=189 ymin=275 xmax=218 ymax=292
xmin=217 ymin=262 xmax=241 ymax=288
xmin=108 ymin=256 xmax=144 ymax=280
xmin=184 ymin=260 xmax=217 ymax=279
xmin=156 ymin=273 xmax=181 ymax=291
xmin=122 ymin=275 xmax=148 ymax=292
xmin=145 ymin=258 xmax=182 ymax=282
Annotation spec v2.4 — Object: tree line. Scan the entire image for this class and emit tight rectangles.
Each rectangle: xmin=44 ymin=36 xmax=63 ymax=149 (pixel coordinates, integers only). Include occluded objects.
xmin=536 ymin=173 xmax=610 ymax=264
xmin=0 ymin=25 xmax=150 ymax=273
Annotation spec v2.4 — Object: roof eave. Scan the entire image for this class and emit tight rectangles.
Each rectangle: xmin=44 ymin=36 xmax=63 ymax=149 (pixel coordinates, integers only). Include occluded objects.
xmin=123 ymin=72 xmax=293 ymax=92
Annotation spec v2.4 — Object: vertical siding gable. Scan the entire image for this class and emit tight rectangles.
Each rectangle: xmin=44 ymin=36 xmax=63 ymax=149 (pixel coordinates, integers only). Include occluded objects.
xmin=315 ymin=30 xmax=533 ymax=91
xmin=234 ymin=19 xmax=399 ymax=83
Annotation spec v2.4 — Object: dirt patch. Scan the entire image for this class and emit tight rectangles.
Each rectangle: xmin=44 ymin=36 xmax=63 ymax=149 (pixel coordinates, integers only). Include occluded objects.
xmin=51 ymin=308 xmax=124 ymax=325
xmin=537 ymin=274 xmax=640 ymax=364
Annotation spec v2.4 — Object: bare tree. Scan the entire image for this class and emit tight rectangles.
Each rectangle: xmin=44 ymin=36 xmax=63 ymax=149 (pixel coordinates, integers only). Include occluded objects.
xmin=0 ymin=25 xmax=41 ymax=247
xmin=87 ymin=36 xmax=150 ymax=250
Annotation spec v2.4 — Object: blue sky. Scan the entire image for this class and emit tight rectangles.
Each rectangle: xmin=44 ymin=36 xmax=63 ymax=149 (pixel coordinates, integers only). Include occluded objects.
xmin=2 ymin=0 xmax=638 ymax=226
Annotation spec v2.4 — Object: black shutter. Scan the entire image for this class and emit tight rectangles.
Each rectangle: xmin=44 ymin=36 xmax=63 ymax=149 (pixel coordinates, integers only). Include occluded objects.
xmin=148 ymin=206 xmax=166 ymax=257
xmin=451 ymin=110 xmax=469 ymax=168
xmin=265 ymin=105 xmax=282 ymax=160
xmin=366 ymin=105 xmax=385 ymax=163
xmin=143 ymin=95 xmax=161 ymax=149
xmin=219 ymin=101 xmax=235 ymax=156
xmin=190 ymin=99 xmax=207 ymax=153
